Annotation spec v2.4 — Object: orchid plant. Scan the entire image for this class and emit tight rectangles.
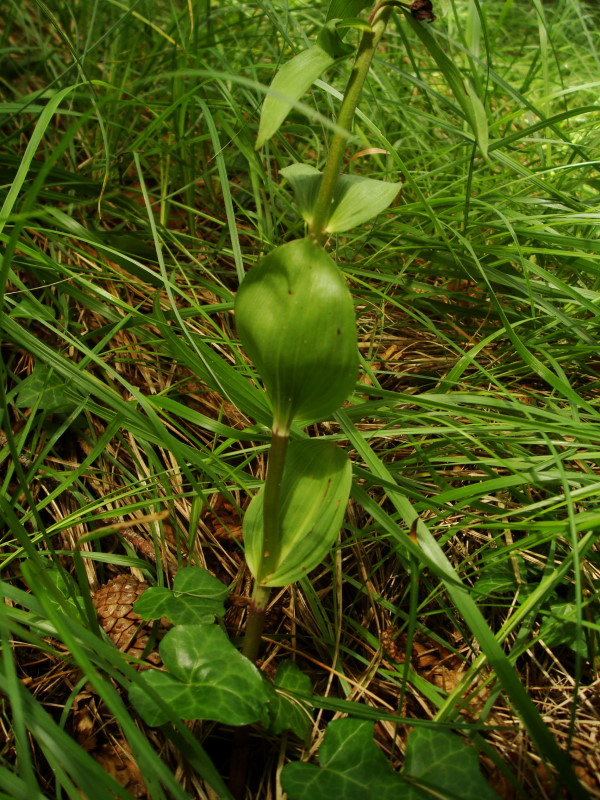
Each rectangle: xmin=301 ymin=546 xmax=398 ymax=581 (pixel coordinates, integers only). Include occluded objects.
xmin=125 ymin=4 xmax=507 ymax=799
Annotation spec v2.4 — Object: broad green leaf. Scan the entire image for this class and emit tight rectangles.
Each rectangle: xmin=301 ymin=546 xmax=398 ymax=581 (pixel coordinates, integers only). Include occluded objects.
xmin=244 ymin=440 xmax=352 ymax=586
xmin=25 ymin=564 xmax=85 ymax=630
xmin=335 ymin=18 xmax=373 ymax=32
xmin=256 ymin=21 xmax=354 ymax=148
xmin=235 ymin=238 xmax=358 ymax=432
xmin=540 ymin=602 xmax=588 ymax=657
xmin=129 ymin=624 xmax=270 ymax=726
xmin=43 ymin=565 xmax=85 ymax=622
xmin=281 ymin=719 xmax=499 ymax=800
xmin=281 ymin=718 xmax=404 ymax=799
xmin=327 ymin=173 xmax=402 ymax=232
xmin=266 ymin=661 xmax=313 ymax=741
xmin=473 ymin=559 xmax=525 ymax=599
xmin=316 ymin=20 xmax=356 ymax=59
xmin=256 ymin=46 xmax=335 ymax=149
xmin=326 ymin=0 xmax=371 ymax=20
xmin=281 ymin=165 xmax=401 ymax=232
xmin=133 ymin=566 xmax=229 ymax=625
xmin=407 ymin=18 xmax=489 ymax=157
xmin=280 ymin=163 xmax=322 ymax=221
xmin=14 ymin=363 xmax=80 ymax=413
xmin=403 ymin=727 xmax=499 ymax=799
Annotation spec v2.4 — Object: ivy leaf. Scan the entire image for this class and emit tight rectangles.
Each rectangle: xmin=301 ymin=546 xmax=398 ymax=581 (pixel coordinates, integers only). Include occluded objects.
xmin=244 ymin=440 xmax=352 ymax=587
xmin=129 ymin=624 xmax=270 ymax=726
xmin=43 ymin=565 xmax=85 ymax=621
xmin=265 ymin=661 xmax=313 ymax=742
xmin=281 ymin=720 xmax=499 ymax=800
xmin=540 ymin=601 xmax=588 ymax=657
xmin=473 ymin=560 xmax=520 ymax=599
xmin=281 ymin=718 xmax=404 ymax=799
xmin=133 ymin=566 xmax=229 ymax=625
xmin=14 ymin=363 xmax=79 ymax=413
xmin=403 ymin=727 xmax=499 ymax=799
xmin=281 ymin=164 xmax=401 ymax=232
xmin=24 ymin=562 xmax=85 ymax=629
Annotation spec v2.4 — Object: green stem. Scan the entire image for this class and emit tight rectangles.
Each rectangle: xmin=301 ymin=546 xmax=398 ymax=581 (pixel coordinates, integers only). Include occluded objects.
xmin=309 ymin=5 xmax=393 ymax=241
xmin=240 ymin=430 xmax=288 ymax=662
xmin=241 ymin=582 xmax=271 ymax=663
xmin=258 ymin=429 xmax=289 ymax=581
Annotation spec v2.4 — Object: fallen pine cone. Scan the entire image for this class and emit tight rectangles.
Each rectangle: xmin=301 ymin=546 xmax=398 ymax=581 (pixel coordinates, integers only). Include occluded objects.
xmin=92 ymin=575 xmax=167 ymax=665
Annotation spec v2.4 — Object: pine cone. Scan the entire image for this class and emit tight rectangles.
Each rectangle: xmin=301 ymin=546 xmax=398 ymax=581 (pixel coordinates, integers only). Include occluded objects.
xmin=92 ymin=575 xmax=166 ymax=665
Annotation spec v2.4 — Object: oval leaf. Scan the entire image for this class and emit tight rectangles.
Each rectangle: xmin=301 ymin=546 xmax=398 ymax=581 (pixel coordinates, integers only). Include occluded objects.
xmin=335 ymin=18 xmax=373 ymax=32
xmin=244 ymin=439 xmax=352 ymax=586
xmin=256 ymin=45 xmax=334 ymax=149
xmin=326 ymin=0 xmax=371 ymax=20
xmin=281 ymin=165 xmax=401 ymax=232
xmin=280 ymin=163 xmax=322 ymax=222
xmin=316 ymin=20 xmax=356 ymax=59
xmin=235 ymin=238 xmax=358 ymax=432
xmin=326 ymin=173 xmax=402 ymax=232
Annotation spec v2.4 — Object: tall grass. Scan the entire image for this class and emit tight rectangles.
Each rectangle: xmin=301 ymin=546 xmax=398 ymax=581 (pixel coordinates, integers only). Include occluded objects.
xmin=1 ymin=0 xmax=598 ymax=797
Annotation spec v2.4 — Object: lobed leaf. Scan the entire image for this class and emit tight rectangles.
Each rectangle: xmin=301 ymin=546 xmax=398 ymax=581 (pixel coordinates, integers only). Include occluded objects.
xmin=281 ymin=718 xmax=404 ymax=799
xmin=540 ymin=601 xmax=589 ymax=657
xmin=14 ymin=363 xmax=80 ymax=413
xmin=281 ymin=718 xmax=499 ymax=800
xmin=244 ymin=439 xmax=352 ymax=586
xmin=133 ymin=566 xmax=229 ymax=625
xmin=403 ymin=727 xmax=499 ymax=799
xmin=129 ymin=624 xmax=270 ymax=726
xmin=265 ymin=661 xmax=313 ymax=741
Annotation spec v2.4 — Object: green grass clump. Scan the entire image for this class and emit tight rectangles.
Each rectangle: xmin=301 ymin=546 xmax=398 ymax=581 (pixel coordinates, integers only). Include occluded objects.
xmin=1 ymin=0 xmax=598 ymax=798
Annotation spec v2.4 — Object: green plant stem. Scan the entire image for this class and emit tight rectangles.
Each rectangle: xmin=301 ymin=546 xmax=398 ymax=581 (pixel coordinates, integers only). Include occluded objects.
xmin=309 ymin=4 xmax=393 ymax=240
xmin=240 ymin=430 xmax=288 ymax=662
xmin=241 ymin=582 xmax=271 ymax=662
xmin=258 ymin=429 xmax=289 ymax=581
